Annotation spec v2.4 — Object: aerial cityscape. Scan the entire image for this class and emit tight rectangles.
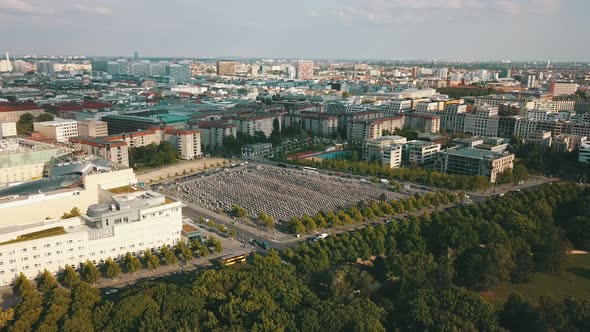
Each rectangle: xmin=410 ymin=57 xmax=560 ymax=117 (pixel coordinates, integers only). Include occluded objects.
xmin=1 ymin=0 xmax=590 ymax=331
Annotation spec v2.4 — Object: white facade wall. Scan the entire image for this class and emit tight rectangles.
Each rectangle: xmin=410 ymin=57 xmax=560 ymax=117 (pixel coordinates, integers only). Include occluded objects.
xmin=0 ymin=200 xmax=182 ymax=286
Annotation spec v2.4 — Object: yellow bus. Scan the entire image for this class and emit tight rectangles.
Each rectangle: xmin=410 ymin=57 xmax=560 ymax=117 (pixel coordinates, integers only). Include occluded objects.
xmin=219 ymin=253 xmax=247 ymax=266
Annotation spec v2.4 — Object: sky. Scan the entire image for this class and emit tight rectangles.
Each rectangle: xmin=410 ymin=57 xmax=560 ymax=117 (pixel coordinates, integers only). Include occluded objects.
xmin=0 ymin=0 xmax=588 ymax=61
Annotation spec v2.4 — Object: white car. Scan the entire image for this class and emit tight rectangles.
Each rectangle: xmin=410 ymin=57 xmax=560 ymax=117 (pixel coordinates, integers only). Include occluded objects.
xmin=105 ymin=288 xmax=118 ymax=295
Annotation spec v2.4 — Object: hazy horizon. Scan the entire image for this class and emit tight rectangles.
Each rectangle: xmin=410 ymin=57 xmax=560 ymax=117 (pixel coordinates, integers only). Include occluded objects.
xmin=1 ymin=0 xmax=589 ymax=61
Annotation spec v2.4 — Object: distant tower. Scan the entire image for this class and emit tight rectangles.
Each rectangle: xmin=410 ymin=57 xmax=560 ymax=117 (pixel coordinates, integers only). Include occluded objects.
xmin=5 ymin=52 xmax=12 ymax=72
xmin=546 ymin=60 xmax=551 ymax=68
xmin=134 ymin=51 xmax=139 ymax=61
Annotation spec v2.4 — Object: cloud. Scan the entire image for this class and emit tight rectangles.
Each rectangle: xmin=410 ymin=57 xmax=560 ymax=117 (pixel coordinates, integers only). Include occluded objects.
xmin=494 ymin=0 xmax=561 ymax=15
xmin=0 ymin=0 xmax=35 ymax=15
xmin=74 ymin=4 xmax=111 ymax=15
xmin=240 ymin=21 xmax=258 ymax=28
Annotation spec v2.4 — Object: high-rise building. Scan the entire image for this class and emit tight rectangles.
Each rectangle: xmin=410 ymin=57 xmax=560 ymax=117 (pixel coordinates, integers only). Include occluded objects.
xmin=116 ymin=59 xmax=128 ymax=73
xmin=216 ymin=60 xmax=235 ymax=76
xmin=149 ymin=61 xmax=167 ymax=77
xmin=0 ymin=52 xmax=12 ymax=72
xmin=12 ymin=60 xmax=28 ymax=73
xmin=437 ymin=68 xmax=448 ymax=79
xmin=131 ymin=61 xmax=150 ymax=78
xmin=525 ymin=74 xmax=536 ymax=88
xmin=179 ymin=61 xmax=191 ymax=83
xmin=134 ymin=51 xmax=139 ymax=61
xmin=37 ymin=61 xmax=54 ymax=75
xmin=91 ymin=59 xmax=109 ymax=72
xmin=168 ymin=64 xmax=182 ymax=83
xmin=296 ymin=60 xmax=314 ymax=80
xmin=106 ymin=62 xmax=120 ymax=75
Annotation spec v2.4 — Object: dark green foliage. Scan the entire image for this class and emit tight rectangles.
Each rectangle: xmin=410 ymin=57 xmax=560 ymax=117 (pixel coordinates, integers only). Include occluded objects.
xmin=129 ymin=141 xmax=177 ymax=169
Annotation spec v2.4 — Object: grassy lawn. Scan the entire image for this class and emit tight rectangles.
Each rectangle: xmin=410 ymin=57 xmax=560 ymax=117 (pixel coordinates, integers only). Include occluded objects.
xmin=483 ymin=254 xmax=590 ymax=308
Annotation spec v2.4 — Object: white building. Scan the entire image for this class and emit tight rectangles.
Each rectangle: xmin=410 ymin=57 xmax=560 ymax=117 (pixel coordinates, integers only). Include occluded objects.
xmin=383 ymin=145 xmax=403 ymax=169
xmin=406 ymin=140 xmax=441 ymax=165
xmin=0 ymin=164 xmax=137 ymax=227
xmin=579 ymin=141 xmax=590 ymax=164
xmin=0 ymin=188 xmax=182 ymax=286
xmin=0 ymin=122 xmax=17 ymax=138
xmin=34 ymin=119 xmax=79 ymax=143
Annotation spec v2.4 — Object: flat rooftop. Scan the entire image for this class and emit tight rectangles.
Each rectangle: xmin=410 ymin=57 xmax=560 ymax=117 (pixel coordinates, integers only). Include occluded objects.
xmin=441 ymin=147 xmax=511 ymax=160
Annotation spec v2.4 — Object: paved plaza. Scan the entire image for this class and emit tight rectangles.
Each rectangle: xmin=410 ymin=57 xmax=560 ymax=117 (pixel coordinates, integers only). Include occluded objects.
xmin=162 ymin=164 xmax=420 ymax=222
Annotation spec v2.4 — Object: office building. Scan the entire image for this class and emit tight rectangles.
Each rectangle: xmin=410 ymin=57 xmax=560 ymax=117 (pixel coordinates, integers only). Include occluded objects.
xmin=116 ymin=59 xmax=128 ymax=73
xmin=101 ymin=113 xmax=188 ymax=134
xmin=0 ymin=188 xmax=182 ymax=286
xmin=77 ymin=120 xmax=108 ymax=137
xmin=525 ymin=74 xmax=536 ymax=88
xmin=33 ymin=119 xmax=79 ymax=143
xmin=106 ymin=62 xmax=120 ymax=75
xmin=70 ymin=137 xmax=130 ymax=167
xmin=216 ymin=60 xmax=236 ymax=76
xmin=168 ymin=64 xmax=182 ymax=83
xmin=131 ymin=61 xmax=151 ymax=78
xmin=464 ymin=106 xmax=500 ymax=137
xmin=550 ymin=81 xmax=578 ymax=97
xmin=296 ymin=60 xmax=314 ymax=80
xmin=36 ymin=61 xmax=54 ymax=75
xmin=91 ymin=59 xmax=109 ymax=72
xmin=179 ymin=61 xmax=191 ymax=83
xmin=553 ymin=134 xmax=587 ymax=153
xmin=435 ymin=147 xmax=514 ymax=183
xmin=0 ymin=122 xmax=17 ymax=138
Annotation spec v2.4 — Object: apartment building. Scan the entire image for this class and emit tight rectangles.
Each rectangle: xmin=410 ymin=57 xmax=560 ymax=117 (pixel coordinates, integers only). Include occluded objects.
xmin=405 ymin=113 xmax=441 ymax=133
xmin=196 ymin=121 xmax=237 ymax=149
xmin=435 ymin=147 xmax=514 ymax=183
xmin=301 ymin=113 xmax=338 ymax=138
xmin=553 ymin=134 xmax=587 ymax=152
xmin=362 ymin=135 xmax=407 ymax=162
xmin=33 ymin=119 xmax=79 ymax=143
xmin=216 ymin=60 xmax=235 ymax=76
xmin=236 ymin=114 xmax=275 ymax=138
xmin=164 ymin=129 xmax=202 ymax=160
xmin=405 ymin=140 xmax=441 ymax=165
xmin=70 ymin=137 xmax=130 ymax=167
xmin=347 ymin=116 xmax=405 ymax=143
xmin=383 ymin=145 xmax=403 ymax=169
xmin=0 ymin=189 xmax=182 ymax=286
xmin=463 ymin=106 xmax=500 ymax=137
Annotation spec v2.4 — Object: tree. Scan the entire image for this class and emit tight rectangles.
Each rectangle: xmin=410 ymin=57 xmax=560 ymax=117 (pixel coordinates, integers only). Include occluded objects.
xmin=175 ymin=242 xmax=193 ymax=263
xmin=342 ymin=91 xmax=350 ymax=98
xmin=232 ymin=205 xmax=247 ymax=218
xmin=160 ymin=245 xmax=177 ymax=266
xmin=513 ymin=164 xmax=529 ymax=182
xmin=80 ymin=260 xmax=100 ymax=284
xmin=499 ymin=292 xmax=538 ymax=331
xmin=103 ymin=257 xmax=122 ymax=279
xmin=122 ymin=252 xmax=142 ymax=275
xmin=61 ymin=207 xmax=81 ymax=219
xmin=36 ymin=113 xmax=55 ymax=122
xmin=229 ymin=228 xmax=237 ymax=238
xmin=37 ymin=269 xmax=59 ymax=293
xmin=143 ymin=250 xmax=160 ymax=271
xmin=0 ymin=308 xmax=14 ymax=330
xmin=197 ymin=244 xmax=210 ymax=257
xmin=511 ymin=246 xmax=534 ymax=283
xmin=16 ymin=113 xmax=34 ymax=134
xmin=206 ymin=236 xmax=223 ymax=253
xmin=60 ymin=265 xmax=81 ymax=288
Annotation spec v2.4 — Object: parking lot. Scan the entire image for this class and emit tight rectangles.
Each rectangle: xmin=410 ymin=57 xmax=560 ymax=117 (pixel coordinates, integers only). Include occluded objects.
xmin=160 ymin=164 xmax=424 ymax=222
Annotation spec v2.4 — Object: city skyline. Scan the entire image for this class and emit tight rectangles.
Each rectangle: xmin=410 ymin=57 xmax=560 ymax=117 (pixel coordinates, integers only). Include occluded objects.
xmin=0 ymin=0 xmax=589 ymax=61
